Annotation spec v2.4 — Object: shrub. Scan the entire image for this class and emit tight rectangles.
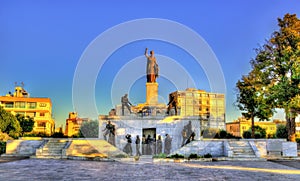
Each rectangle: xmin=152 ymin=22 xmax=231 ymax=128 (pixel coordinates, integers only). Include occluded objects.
xmin=276 ymin=124 xmax=288 ymax=139
xmin=244 ymin=126 xmax=267 ymax=138
xmin=254 ymin=132 xmax=261 ymax=139
xmin=203 ymin=153 xmax=212 ymax=158
xmin=188 ymin=153 xmax=199 ymax=159
xmin=219 ymin=130 xmax=227 ymax=138
xmin=296 ymin=138 xmax=300 ymax=144
xmin=167 ymin=153 xmax=184 ymax=159
xmin=51 ymin=132 xmax=66 ymax=138
xmin=0 ymin=141 xmax=6 ymax=155
xmin=243 ymin=130 xmax=252 ymax=138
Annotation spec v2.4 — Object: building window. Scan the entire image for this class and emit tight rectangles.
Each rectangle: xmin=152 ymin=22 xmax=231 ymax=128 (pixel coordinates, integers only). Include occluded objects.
xmin=5 ymin=102 xmax=14 ymax=108
xmin=40 ymin=113 xmax=45 ymax=117
xmin=28 ymin=102 xmax=37 ymax=109
xmin=15 ymin=102 xmax=26 ymax=108
xmin=242 ymin=126 xmax=246 ymax=130
xmin=39 ymin=103 xmax=47 ymax=107
xmin=37 ymin=122 xmax=46 ymax=127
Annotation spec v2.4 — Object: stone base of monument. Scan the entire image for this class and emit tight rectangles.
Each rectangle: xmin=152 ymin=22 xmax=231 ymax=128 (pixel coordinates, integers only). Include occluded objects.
xmin=99 ymin=116 xmax=201 ymax=157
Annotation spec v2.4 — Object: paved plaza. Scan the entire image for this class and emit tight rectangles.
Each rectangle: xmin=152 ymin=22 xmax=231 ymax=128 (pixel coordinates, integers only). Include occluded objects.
xmin=0 ymin=159 xmax=300 ymax=180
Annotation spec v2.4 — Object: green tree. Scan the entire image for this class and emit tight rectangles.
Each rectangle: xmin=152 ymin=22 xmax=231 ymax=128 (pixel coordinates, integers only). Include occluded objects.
xmin=16 ymin=114 xmax=34 ymax=136
xmin=236 ymin=71 xmax=273 ymax=138
xmin=0 ymin=106 xmax=21 ymax=138
xmin=79 ymin=120 xmax=99 ymax=138
xmin=276 ymin=124 xmax=288 ymax=139
xmin=250 ymin=14 xmax=300 ymax=142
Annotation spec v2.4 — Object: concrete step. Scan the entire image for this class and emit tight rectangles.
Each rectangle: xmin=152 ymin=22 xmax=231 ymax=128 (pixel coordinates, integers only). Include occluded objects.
xmin=229 ymin=143 xmax=249 ymax=147
xmin=138 ymin=155 xmax=153 ymax=163
xmin=232 ymin=155 xmax=256 ymax=158
xmin=42 ymin=148 xmax=64 ymax=151
xmin=40 ymin=151 xmax=62 ymax=155
xmin=232 ymin=149 xmax=254 ymax=153
xmin=33 ymin=155 xmax=63 ymax=159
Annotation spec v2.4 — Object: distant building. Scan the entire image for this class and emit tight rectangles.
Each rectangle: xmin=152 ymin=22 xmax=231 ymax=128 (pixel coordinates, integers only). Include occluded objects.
xmin=65 ymin=112 xmax=89 ymax=137
xmin=226 ymin=117 xmax=278 ymax=138
xmin=168 ymin=88 xmax=225 ymax=129
xmin=0 ymin=85 xmax=55 ymax=136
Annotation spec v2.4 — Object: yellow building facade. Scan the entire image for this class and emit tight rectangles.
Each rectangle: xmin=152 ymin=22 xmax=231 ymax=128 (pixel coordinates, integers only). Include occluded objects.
xmin=0 ymin=86 xmax=55 ymax=135
xmin=226 ymin=117 xmax=277 ymax=138
xmin=169 ymin=88 xmax=225 ymax=129
xmin=65 ymin=112 xmax=89 ymax=137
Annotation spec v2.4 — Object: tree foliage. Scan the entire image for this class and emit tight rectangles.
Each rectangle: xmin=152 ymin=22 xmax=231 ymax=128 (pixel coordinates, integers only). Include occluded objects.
xmin=237 ymin=14 xmax=300 ymax=141
xmin=0 ymin=106 xmax=21 ymax=138
xmin=79 ymin=120 xmax=99 ymax=138
xmin=16 ymin=114 xmax=34 ymax=136
xmin=276 ymin=124 xmax=288 ymax=139
xmin=236 ymin=65 xmax=273 ymax=138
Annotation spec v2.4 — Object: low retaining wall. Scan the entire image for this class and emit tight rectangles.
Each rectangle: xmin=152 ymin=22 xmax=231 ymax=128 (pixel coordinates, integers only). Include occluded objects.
xmin=4 ymin=139 xmax=44 ymax=156
xmin=172 ymin=139 xmax=297 ymax=158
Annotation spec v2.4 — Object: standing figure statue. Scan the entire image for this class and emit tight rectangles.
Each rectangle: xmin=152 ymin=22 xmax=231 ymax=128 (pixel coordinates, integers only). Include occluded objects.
xmin=164 ymin=134 xmax=172 ymax=155
xmin=156 ymin=135 xmax=163 ymax=154
xmin=123 ymin=134 xmax=133 ymax=156
xmin=135 ymin=135 xmax=142 ymax=156
xmin=144 ymin=48 xmax=159 ymax=83
xmin=181 ymin=121 xmax=193 ymax=147
xmin=121 ymin=94 xmax=132 ymax=116
xmin=102 ymin=121 xmax=115 ymax=146
xmin=142 ymin=134 xmax=146 ymax=155
xmin=167 ymin=94 xmax=178 ymax=115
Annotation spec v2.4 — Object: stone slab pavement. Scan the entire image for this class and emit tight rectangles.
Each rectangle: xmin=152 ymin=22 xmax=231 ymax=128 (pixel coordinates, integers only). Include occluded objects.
xmin=0 ymin=159 xmax=299 ymax=180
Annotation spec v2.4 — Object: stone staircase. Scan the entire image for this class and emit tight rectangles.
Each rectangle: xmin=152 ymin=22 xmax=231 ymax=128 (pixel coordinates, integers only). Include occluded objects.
xmin=228 ymin=141 xmax=256 ymax=158
xmin=33 ymin=139 xmax=70 ymax=159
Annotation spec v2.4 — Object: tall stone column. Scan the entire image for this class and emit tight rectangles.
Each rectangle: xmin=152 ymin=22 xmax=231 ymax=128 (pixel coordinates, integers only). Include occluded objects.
xmin=146 ymin=82 xmax=158 ymax=105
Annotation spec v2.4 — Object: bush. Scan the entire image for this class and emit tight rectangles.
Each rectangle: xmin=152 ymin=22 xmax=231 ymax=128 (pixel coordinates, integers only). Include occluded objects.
xmin=226 ymin=133 xmax=241 ymax=139
xmin=244 ymin=126 xmax=266 ymax=138
xmin=203 ymin=153 xmax=212 ymax=158
xmin=167 ymin=153 xmax=184 ymax=159
xmin=254 ymin=132 xmax=261 ymax=139
xmin=0 ymin=141 xmax=6 ymax=155
xmin=188 ymin=153 xmax=199 ymax=159
xmin=296 ymin=138 xmax=300 ymax=144
xmin=243 ymin=130 xmax=252 ymax=138
xmin=276 ymin=124 xmax=288 ymax=139
xmin=219 ymin=130 xmax=227 ymax=138
xmin=51 ymin=132 xmax=66 ymax=138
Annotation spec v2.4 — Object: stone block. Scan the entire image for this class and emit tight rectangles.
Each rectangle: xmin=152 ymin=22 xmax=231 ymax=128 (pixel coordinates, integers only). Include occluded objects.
xmin=267 ymin=140 xmax=282 ymax=156
xmin=254 ymin=141 xmax=267 ymax=157
xmin=282 ymin=142 xmax=297 ymax=157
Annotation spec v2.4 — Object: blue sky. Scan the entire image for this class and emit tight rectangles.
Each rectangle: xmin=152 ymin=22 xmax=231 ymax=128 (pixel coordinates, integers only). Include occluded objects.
xmin=1 ymin=0 xmax=299 ymax=127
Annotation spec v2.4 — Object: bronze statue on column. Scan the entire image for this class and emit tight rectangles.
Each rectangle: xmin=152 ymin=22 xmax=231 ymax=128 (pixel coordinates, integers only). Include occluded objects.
xmin=144 ymin=48 xmax=159 ymax=83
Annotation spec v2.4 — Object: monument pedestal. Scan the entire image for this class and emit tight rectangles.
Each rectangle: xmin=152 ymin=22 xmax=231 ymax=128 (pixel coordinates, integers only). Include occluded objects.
xmin=146 ymin=82 xmax=158 ymax=105
xmin=131 ymin=82 xmax=167 ymax=116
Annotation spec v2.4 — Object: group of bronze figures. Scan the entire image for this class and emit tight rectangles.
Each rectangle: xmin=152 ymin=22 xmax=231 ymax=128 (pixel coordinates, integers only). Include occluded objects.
xmin=103 ymin=120 xmax=195 ymax=155
xmin=123 ymin=133 xmax=173 ymax=156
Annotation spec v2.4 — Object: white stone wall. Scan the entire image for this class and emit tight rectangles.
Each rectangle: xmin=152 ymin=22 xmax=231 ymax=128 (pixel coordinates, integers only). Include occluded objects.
xmin=5 ymin=140 xmax=43 ymax=156
xmin=99 ymin=118 xmax=201 ymax=155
